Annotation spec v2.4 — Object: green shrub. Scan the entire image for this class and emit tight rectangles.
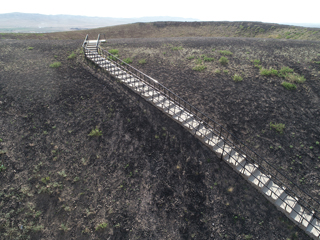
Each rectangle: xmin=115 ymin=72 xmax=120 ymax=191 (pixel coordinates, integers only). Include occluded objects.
xmin=286 ymin=73 xmax=306 ymax=83
xmin=282 ymin=81 xmax=297 ymax=90
xmin=233 ymin=74 xmax=243 ymax=82
xmin=138 ymin=59 xmax=146 ymax=64
xmin=67 ymin=52 xmax=76 ymax=59
xmin=203 ymin=56 xmax=215 ymax=62
xmin=223 ymin=70 xmax=229 ymax=74
xmin=219 ymin=56 xmax=229 ymax=65
xmin=214 ymin=69 xmax=221 ymax=74
xmin=270 ymin=122 xmax=285 ymax=134
xmin=88 ymin=127 xmax=102 ymax=137
xmin=187 ymin=55 xmax=195 ymax=60
xmin=193 ymin=65 xmax=207 ymax=71
xmin=279 ymin=66 xmax=294 ymax=77
xmin=253 ymin=59 xmax=261 ymax=65
xmin=95 ymin=222 xmax=108 ymax=231
xmin=49 ymin=62 xmax=61 ymax=68
xmin=171 ymin=46 xmax=183 ymax=50
xmin=195 ymin=58 xmax=203 ymax=65
xmin=108 ymin=55 xmax=118 ymax=61
xmin=220 ymin=50 xmax=233 ymax=56
xmin=253 ymin=59 xmax=262 ymax=69
xmin=260 ymin=68 xmax=278 ymax=76
xmin=122 ymin=58 xmax=133 ymax=64
xmin=28 ymin=47 xmax=34 ymax=50
xmin=109 ymin=49 xmax=119 ymax=55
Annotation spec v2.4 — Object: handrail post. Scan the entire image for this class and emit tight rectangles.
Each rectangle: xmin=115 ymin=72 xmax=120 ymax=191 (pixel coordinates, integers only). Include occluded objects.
xmin=96 ymin=34 xmax=100 ymax=50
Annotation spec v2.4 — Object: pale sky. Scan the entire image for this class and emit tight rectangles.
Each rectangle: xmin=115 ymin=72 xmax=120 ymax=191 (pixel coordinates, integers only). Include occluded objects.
xmin=1 ymin=0 xmax=319 ymax=24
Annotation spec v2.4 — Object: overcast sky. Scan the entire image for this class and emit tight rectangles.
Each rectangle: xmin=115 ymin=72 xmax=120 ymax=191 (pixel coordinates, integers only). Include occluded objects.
xmin=1 ymin=0 xmax=319 ymax=24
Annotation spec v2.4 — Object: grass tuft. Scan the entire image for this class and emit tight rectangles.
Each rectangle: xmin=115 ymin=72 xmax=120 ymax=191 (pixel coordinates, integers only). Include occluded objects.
xmin=260 ymin=68 xmax=278 ymax=76
xmin=138 ymin=59 xmax=146 ymax=64
xmin=95 ymin=222 xmax=108 ymax=231
xmin=122 ymin=58 xmax=133 ymax=64
xmin=233 ymin=74 xmax=243 ymax=82
xmin=220 ymin=50 xmax=233 ymax=56
xmin=286 ymin=73 xmax=306 ymax=83
xmin=203 ymin=56 xmax=215 ymax=62
xmin=67 ymin=52 xmax=76 ymax=59
xmin=270 ymin=122 xmax=285 ymax=134
xmin=282 ymin=81 xmax=297 ymax=90
xmin=88 ymin=127 xmax=102 ymax=137
xmin=109 ymin=49 xmax=119 ymax=55
xmin=219 ymin=56 xmax=228 ymax=65
xmin=171 ymin=46 xmax=183 ymax=50
xmin=279 ymin=66 xmax=294 ymax=77
xmin=49 ymin=62 xmax=61 ymax=68
xmin=193 ymin=65 xmax=207 ymax=71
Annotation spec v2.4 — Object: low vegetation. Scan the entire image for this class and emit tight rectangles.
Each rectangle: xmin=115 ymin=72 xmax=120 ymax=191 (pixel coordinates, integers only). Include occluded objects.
xmin=67 ymin=51 xmax=76 ymax=59
xmin=138 ymin=59 xmax=146 ymax=64
xmin=282 ymin=81 xmax=297 ymax=90
xmin=192 ymin=65 xmax=207 ymax=71
xmin=286 ymin=73 xmax=306 ymax=83
xmin=49 ymin=62 xmax=61 ymax=68
xmin=233 ymin=74 xmax=243 ymax=82
xmin=88 ymin=127 xmax=102 ymax=137
xmin=95 ymin=222 xmax=108 ymax=231
xmin=219 ymin=50 xmax=233 ymax=56
xmin=122 ymin=57 xmax=133 ymax=64
xmin=260 ymin=68 xmax=278 ymax=76
xmin=270 ymin=122 xmax=285 ymax=134
xmin=219 ymin=56 xmax=229 ymax=65
xmin=109 ymin=49 xmax=119 ymax=55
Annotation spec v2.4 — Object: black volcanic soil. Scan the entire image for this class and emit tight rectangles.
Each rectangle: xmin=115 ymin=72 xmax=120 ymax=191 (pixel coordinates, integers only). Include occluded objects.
xmin=0 ymin=38 xmax=314 ymax=239
xmin=104 ymin=37 xmax=320 ymax=205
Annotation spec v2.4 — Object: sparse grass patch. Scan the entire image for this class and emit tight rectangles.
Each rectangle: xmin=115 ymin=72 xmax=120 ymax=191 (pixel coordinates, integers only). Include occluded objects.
xmin=187 ymin=55 xmax=195 ymax=60
xmin=203 ymin=56 xmax=215 ymax=62
xmin=138 ymin=59 xmax=146 ymax=64
xmin=67 ymin=52 xmax=76 ymax=59
xmin=49 ymin=62 xmax=61 ymax=68
xmin=58 ymin=169 xmax=67 ymax=178
xmin=220 ymin=50 xmax=233 ymax=56
xmin=223 ymin=70 xmax=229 ymax=74
xmin=171 ymin=46 xmax=183 ymax=50
xmin=260 ymin=68 xmax=278 ymax=76
xmin=109 ymin=49 xmax=119 ymax=55
xmin=279 ymin=66 xmax=294 ymax=77
xmin=214 ymin=69 xmax=221 ymax=74
xmin=253 ymin=59 xmax=262 ymax=68
xmin=233 ymin=74 xmax=243 ymax=82
xmin=122 ymin=57 xmax=133 ymax=64
xmin=60 ymin=223 xmax=69 ymax=232
xmin=95 ymin=222 xmax=108 ymax=231
xmin=219 ymin=56 xmax=229 ymax=65
xmin=28 ymin=47 xmax=34 ymax=50
xmin=193 ymin=65 xmax=207 ymax=71
xmin=195 ymin=58 xmax=202 ymax=65
xmin=286 ymin=73 xmax=306 ymax=83
xmin=282 ymin=81 xmax=297 ymax=90
xmin=270 ymin=122 xmax=285 ymax=134
xmin=88 ymin=127 xmax=102 ymax=137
